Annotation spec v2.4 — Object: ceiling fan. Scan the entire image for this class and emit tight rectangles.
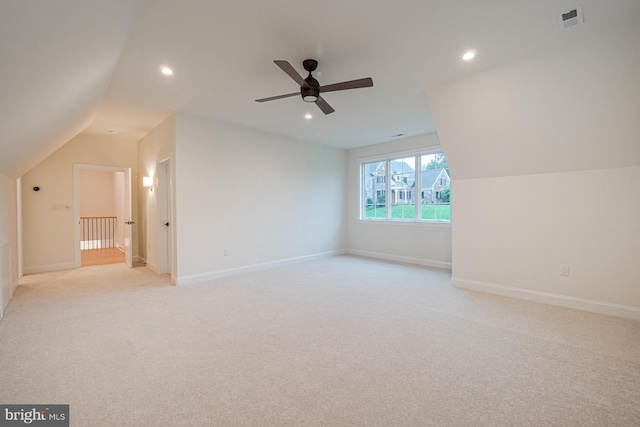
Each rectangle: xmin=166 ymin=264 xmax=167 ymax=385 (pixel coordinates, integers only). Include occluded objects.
xmin=255 ymin=59 xmax=373 ymax=115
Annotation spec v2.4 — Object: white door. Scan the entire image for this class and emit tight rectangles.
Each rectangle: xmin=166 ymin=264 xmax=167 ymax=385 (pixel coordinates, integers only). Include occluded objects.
xmin=157 ymin=158 xmax=172 ymax=275
xmin=123 ymin=167 xmax=133 ymax=268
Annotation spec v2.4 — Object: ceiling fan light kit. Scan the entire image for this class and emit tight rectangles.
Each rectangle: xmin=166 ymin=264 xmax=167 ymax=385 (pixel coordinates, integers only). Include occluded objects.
xmin=301 ymin=87 xmax=319 ymax=103
xmin=256 ymin=59 xmax=373 ymax=115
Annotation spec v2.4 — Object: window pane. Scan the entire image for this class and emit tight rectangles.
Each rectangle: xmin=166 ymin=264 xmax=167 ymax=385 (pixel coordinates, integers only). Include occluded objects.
xmin=390 ymin=157 xmax=415 ymax=219
xmin=420 ymin=153 xmax=450 ymax=220
xmin=363 ymin=161 xmax=386 ymax=218
xmin=361 ymin=151 xmax=450 ymax=222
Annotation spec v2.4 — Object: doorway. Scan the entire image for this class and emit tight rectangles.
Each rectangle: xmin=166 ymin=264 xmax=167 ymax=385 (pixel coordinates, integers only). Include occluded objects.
xmin=73 ymin=164 xmax=133 ymax=268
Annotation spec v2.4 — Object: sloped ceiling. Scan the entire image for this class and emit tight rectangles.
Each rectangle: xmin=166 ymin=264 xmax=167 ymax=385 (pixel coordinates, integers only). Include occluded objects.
xmin=427 ymin=24 xmax=640 ymax=179
xmin=0 ymin=0 xmax=141 ymax=178
xmin=1 ymin=0 xmax=638 ymax=179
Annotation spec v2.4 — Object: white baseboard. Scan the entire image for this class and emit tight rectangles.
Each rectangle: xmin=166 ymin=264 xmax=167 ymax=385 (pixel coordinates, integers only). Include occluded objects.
xmin=175 ymin=250 xmax=346 ymax=286
xmin=452 ymin=277 xmax=640 ymax=321
xmin=345 ymin=249 xmax=452 ymax=271
xmin=24 ymin=262 xmax=76 ymax=275
xmin=147 ymin=261 xmax=158 ymax=272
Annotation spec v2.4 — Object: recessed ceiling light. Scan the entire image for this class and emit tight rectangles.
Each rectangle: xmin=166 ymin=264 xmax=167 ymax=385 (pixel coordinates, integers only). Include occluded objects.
xmin=160 ymin=66 xmax=173 ymax=76
xmin=462 ymin=50 xmax=476 ymax=61
xmin=304 ymin=114 xmax=313 ymax=120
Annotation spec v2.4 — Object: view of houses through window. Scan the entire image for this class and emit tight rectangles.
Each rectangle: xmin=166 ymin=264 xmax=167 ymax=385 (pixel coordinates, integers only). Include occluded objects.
xmin=361 ymin=150 xmax=450 ymax=222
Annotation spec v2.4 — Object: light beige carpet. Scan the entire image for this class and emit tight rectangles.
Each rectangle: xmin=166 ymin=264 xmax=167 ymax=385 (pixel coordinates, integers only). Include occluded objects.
xmin=0 ymin=256 xmax=639 ymax=426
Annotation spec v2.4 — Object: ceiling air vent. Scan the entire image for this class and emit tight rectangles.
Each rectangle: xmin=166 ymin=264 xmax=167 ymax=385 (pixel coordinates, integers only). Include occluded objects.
xmin=559 ymin=5 xmax=584 ymax=30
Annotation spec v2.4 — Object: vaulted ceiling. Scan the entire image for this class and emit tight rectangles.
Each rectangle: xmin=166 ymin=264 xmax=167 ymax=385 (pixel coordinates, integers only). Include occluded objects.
xmin=1 ymin=0 xmax=638 ymax=178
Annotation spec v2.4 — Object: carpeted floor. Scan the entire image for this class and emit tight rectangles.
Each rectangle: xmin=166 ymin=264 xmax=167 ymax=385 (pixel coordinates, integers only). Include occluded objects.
xmin=0 ymin=255 xmax=639 ymax=426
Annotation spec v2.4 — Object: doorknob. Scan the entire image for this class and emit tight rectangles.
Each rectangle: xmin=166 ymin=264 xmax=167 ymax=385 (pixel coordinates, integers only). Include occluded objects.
xmin=125 ymin=221 xmax=135 ymax=225
xmin=164 ymin=222 xmax=170 ymax=226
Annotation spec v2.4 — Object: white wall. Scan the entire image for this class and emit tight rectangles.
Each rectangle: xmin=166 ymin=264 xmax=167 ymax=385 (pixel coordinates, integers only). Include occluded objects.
xmin=453 ymin=167 xmax=639 ymax=305
xmin=346 ymin=133 xmax=452 ymax=269
xmin=174 ymin=112 xmax=346 ymax=284
xmin=0 ymin=172 xmax=18 ymax=318
xmin=427 ymin=24 xmax=640 ymax=317
xmin=79 ymin=170 xmax=117 ymax=217
xmin=137 ymin=113 xmax=176 ymax=273
xmin=21 ymin=133 xmax=138 ymax=273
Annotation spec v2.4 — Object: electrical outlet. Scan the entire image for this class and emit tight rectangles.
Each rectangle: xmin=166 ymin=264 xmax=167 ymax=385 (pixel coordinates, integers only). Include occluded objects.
xmin=224 ymin=248 xmax=230 ymax=256
xmin=560 ymin=264 xmax=570 ymax=276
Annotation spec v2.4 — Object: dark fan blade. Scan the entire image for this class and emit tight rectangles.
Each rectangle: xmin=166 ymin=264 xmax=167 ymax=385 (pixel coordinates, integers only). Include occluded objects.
xmin=315 ymin=96 xmax=335 ymax=115
xmin=255 ymin=92 xmax=299 ymax=103
xmin=274 ymin=60 xmax=306 ymax=86
xmin=319 ymin=77 xmax=373 ymax=93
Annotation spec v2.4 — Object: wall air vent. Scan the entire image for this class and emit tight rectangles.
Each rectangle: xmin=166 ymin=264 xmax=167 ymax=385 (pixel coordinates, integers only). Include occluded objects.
xmin=559 ymin=5 xmax=584 ymax=30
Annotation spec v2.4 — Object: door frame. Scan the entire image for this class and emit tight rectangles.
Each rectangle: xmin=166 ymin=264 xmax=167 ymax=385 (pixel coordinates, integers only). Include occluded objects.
xmin=72 ymin=164 xmax=133 ymax=268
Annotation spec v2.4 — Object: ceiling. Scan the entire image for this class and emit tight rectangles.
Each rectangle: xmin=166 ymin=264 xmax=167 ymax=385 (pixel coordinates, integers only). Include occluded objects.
xmin=1 ymin=0 xmax=638 ymax=177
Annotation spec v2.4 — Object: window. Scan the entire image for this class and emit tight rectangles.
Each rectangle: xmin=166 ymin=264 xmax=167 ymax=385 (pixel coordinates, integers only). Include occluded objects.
xmin=360 ymin=148 xmax=450 ymax=222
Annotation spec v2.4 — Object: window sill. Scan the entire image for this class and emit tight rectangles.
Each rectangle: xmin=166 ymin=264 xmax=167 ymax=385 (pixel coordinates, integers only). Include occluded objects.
xmin=356 ymin=219 xmax=451 ymax=228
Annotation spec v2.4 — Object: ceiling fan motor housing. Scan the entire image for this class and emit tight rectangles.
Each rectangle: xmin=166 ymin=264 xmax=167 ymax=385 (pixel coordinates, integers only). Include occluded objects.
xmin=301 ymin=75 xmax=320 ymax=102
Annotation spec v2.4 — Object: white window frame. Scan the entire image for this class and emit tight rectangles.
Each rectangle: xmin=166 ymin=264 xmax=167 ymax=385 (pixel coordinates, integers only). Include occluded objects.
xmin=358 ymin=146 xmax=451 ymax=225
